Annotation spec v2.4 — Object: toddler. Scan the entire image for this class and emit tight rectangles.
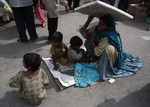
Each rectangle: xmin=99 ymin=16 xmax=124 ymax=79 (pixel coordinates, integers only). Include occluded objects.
xmin=68 ymin=36 xmax=91 ymax=63
xmin=9 ymin=53 xmax=49 ymax=105
xmin=50 ymin=31 xmax=69 ymax=70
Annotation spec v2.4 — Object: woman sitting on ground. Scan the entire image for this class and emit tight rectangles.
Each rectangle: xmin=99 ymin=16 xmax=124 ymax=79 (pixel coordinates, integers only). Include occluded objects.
xmin=80 ymin=15 xmax=142 ymax=81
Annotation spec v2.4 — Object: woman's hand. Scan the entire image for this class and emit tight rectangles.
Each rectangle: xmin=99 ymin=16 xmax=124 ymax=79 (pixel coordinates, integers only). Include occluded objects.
xmin=80 ymin=49 xmax=85 ymax=54
xmin=87 ymin=31 xmax=93 ymax=40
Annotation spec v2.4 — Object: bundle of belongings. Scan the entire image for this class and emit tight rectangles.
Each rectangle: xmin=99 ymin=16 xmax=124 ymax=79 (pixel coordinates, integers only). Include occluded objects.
xmin=0 ymin=0 xmax=12 ymax=17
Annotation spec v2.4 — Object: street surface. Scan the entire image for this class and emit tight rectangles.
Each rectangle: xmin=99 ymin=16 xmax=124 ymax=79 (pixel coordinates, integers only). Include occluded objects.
xmin=0 ymin=5 xmax=150 ymax=107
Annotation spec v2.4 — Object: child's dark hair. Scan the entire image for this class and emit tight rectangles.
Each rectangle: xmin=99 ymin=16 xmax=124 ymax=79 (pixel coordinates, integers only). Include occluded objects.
xmin=70 ymin=36 xmax=83 ymax=47
xmin=23 ymin=53 xmax=41 ymax=72
xmin=52 ymin=31 xmax=63 ymax=42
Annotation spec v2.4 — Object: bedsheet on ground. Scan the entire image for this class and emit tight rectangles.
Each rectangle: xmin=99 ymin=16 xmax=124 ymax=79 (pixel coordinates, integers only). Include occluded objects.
xmin=42 ymin=57 xmax=100 ymax=88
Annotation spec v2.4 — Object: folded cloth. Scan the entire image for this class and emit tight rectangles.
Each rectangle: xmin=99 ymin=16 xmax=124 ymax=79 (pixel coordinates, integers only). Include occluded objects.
xmin=74 ymin=63 xmax=100 ymax=87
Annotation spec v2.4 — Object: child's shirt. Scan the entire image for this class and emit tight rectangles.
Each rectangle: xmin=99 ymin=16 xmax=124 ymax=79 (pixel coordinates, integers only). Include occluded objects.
xmin=50 ymin=42 xmax=69 ymax=65
xmin=68 ymin=47 xmax=83 ymax=63
xmin=9 ymin=68 xmax=49 ymax=105
xmin=43 ymin=0 xmax=67 ymax=18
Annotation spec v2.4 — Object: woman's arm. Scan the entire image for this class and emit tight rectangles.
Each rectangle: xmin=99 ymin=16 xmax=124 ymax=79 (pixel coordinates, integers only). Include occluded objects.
xmin=83 ymin=16 xmax=94 ymax=29
xmin=79 ymin=16 xmax=94 ymax=38
xmin=94 ymin=37 xmax=109 ymax=56
xmin=87 ymin=31 xmax=96 ymax=48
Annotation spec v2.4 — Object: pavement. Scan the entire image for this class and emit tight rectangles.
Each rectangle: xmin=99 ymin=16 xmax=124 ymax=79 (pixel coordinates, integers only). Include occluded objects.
xmin=0 ymin=4 xmax=150 ymax=107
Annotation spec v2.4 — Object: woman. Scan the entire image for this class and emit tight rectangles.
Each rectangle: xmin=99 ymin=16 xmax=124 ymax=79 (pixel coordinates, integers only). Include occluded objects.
xmin=80 ymin=15 xmax=142 ymax=80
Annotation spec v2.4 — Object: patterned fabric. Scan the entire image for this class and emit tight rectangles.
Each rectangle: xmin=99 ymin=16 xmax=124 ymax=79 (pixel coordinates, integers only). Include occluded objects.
xmin=74 ymin=63 xmax=100 ymax=87
xmin=9 ymin=68 xmax=49 ymax=105
xmin=96 ymin=50 xmax=142 ymax=80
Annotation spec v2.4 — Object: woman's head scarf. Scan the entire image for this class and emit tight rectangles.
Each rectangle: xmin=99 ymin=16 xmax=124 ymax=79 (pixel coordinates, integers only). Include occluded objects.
xmin=94 ymin=15 xmax=123 ymax=69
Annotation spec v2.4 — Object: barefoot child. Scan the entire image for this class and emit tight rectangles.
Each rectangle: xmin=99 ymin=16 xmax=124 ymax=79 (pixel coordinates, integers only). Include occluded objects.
xmin=9 ymin=53 xmax=49 ymax=105
xmin=50 ymin=31 xmax=69 ymax=70
xmin=68 ymin=36 xmax=91 ymax=63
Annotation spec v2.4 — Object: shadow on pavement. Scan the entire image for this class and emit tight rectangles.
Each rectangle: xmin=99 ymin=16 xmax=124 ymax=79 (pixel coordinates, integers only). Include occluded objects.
xmin=0 ymin=26 xmax=18 ymax=40
xmin=0 ymin=91 xmax=38 ymax=107
xmin=0 ymin=35 xmax=49 ymax=58
xmin=97 ymin=83 xmax=150 ymax=107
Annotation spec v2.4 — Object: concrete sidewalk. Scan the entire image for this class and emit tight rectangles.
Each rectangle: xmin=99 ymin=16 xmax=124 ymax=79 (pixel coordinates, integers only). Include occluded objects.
xmin=0 ymin=6 xmax=150 ymax=107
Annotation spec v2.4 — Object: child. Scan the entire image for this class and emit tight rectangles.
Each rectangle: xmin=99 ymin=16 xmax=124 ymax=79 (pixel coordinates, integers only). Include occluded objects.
xmin=50 ymin=31 xmax=69 ymax=70
xmin=33 ymin=0 xmax=46 ymax=28
xmin=68 ymin=36 xmax=91 ymax=63
xmin=43 ymin=0 xmax=69 ymax=42
xmin=9 ymin=53 xmax=49 ymax=105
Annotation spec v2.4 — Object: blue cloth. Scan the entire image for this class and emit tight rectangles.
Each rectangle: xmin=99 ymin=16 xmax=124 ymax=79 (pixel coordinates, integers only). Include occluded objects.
xmin=74 ymin=50 xmax=142 ymax=87
xmin=74 ymin=63 xmax=100 ymax=87
xmin=113 ymin=50 xmax=142 ymax=77
xmin=96 ymin=50 xmax=142 ymax=80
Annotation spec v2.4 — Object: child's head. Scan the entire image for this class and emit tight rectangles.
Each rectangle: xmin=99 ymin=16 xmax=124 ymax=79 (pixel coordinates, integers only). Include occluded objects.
xmin=98 ymin=15 xmax=115 ymax=31
xmin=23 ymin=53 xmax=41 ymax=72
xmin=51 ymin=31 xmax=63 ymax=46
xmin=70 ymin=36 xmax=83 ymax=48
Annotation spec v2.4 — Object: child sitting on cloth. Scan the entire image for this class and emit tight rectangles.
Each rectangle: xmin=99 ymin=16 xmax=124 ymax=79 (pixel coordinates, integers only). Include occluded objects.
xmin=9 ymin=53 xmax=49 ymax=105
xmin=50 ymin=31 xmax=69 ymax=70
xmin=68 ymin=36 xmax=91 ymax=63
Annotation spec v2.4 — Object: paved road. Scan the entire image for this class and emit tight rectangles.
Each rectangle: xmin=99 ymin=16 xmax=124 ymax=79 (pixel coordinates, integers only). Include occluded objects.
xmin=0 ymin=5 xmax=150 ymax=107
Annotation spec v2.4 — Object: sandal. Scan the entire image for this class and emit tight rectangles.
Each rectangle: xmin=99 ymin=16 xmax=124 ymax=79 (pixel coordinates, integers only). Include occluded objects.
xmin=41 ymin=23 xmax=46 ymax=28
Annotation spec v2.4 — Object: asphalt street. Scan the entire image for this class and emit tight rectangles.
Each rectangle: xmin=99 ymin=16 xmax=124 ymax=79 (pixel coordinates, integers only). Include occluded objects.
xmin=0 ymin=5 xmax=150 ymax=107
